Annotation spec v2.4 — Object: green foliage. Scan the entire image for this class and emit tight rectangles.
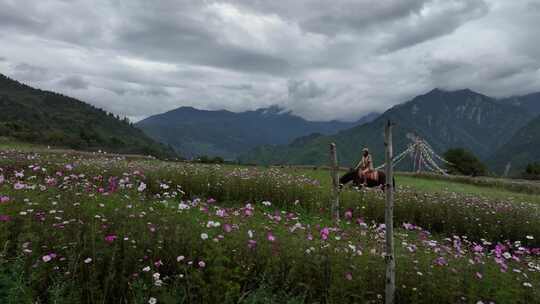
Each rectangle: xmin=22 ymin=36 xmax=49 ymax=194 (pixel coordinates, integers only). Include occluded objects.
xmin=524 ymin=162 xmax=540 ymax=180
xmin=196 ymin=155 xmax=225 ymax=164
xmin=444 ymin=148 xmax=487 ymax=176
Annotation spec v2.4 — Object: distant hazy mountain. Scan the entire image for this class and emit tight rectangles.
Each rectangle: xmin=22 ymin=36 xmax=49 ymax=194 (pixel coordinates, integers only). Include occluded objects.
xmin=239 ymin=89 xmax=535 ymax=168
xmin=0 ymin=74 xmax=176 ymax=158
xmin=136 ymin=105 xmax=378 ymax=159
xmin=498 ymin=92 xmax=540 ymax=116
xmin=489 ymin=114 xmax=540 ymax=174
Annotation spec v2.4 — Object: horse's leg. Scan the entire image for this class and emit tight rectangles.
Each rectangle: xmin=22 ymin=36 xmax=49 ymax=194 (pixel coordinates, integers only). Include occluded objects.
xmin=339 ymin=171 xmax=356 ymax=188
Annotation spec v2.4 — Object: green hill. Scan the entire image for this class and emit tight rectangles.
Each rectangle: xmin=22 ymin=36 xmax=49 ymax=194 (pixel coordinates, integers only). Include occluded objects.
xmin=0 ymin=74 xmax=176 ymax=158
xmin=239 ymin=89 xmax=535 ymax=169
xmin=489 ymin=114 xmax=540 ymax=174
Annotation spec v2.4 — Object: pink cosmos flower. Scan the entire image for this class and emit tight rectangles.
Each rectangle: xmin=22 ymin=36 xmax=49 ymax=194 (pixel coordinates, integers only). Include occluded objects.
xmin=198 ymin=261 xmax=206 ymax=268
xmin=267 ymin=232 xmax=276 ymax=242
xmin=402 ymin=223 xmax=414 ymax=230
xmin=42 ymin=253 xmax=56 ymax=263
xmin=244 ymin=208 xmax=253 ymax=217
xmin=0 ymin=215 xmax=11 ymax=222
xmin=320 ymin=227 xmax=330 ymax=241
xmin=344 ymin=210 xmax=353 ymax=220
xmin=105 ymin=234 xmax=117 ymax=243
xmin=434 ymin=256 xmax=448 ymax=266
xmin=473 ymin=245 xmax=483 ymax=253
xmin=475 ymin=272 xmax=483 ymax=279
xmin=345 ymin=272 xmax=353 ymax=281
xmin=0 ymin=196 xmax=9 ymax=203
xmin=223 ymin=224 xmax=232 ymax=233
xmin=247 ymin=239 xmax=257 ymax=249
xmin=14 ymin=182 xmax=25 ymax=190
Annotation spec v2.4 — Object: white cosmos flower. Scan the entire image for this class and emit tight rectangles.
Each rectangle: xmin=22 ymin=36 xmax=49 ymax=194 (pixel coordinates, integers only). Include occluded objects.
xmin=201 ymin=233 xmax=208 ymax=240
xmin=148 ymin=297 xmax=157 ymax=304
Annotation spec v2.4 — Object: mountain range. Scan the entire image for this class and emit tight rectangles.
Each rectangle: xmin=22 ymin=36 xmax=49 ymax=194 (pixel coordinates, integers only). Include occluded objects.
xmin=2 ymin=71 xmax=540 ymax=175
xmin=239 ymin=88 xmax=540 ymax=174
xmin=0 ymin=74 xmax=175 ymax=158
xmin=136 ymin=106 xmax=378 ymax=159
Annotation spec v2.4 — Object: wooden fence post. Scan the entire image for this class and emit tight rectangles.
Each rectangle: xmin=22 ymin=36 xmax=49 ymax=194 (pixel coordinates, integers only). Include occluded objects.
xmin=329 ymin=143 xmax=340 ymax=222
xmin=384 ymin=120 xmax=395 ymax=304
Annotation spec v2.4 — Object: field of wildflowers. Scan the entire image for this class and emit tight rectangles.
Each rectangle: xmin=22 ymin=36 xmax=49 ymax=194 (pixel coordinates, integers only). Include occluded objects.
xmin=0 ymin=148 xmax=539 ymax=303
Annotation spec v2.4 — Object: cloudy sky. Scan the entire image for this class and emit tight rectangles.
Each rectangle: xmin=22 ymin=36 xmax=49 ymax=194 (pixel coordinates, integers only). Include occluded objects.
xmin=1 ymin=0 xmax=540 ymax=122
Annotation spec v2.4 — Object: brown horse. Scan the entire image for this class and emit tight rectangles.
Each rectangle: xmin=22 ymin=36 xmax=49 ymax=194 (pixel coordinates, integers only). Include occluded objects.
xmin=339 ymin=169 xmax=394 ymax=191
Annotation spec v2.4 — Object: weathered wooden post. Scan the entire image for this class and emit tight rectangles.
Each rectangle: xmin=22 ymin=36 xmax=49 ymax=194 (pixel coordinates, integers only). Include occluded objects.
xmin=329 ymin=143 xmax=340 ymax=222
xmin=384 ymin=120 xmax=395 ymax=304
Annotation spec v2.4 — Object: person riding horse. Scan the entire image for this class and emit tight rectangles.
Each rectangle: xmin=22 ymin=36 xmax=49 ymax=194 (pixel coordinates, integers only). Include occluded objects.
xmin=355 ymin=148 xmax=374 ymax=186
xmin=339 ymin=147 xmax=393 ymax=190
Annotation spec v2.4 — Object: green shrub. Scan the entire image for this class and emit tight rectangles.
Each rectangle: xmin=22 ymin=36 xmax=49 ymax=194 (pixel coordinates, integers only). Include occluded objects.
xmin=444 ymin=148 xmax=487 ymax=176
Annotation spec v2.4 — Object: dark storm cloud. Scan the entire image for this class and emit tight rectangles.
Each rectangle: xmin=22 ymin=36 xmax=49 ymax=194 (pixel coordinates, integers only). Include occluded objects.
xmin=112 ymin=11 xmax=291 ymax=75
xmin=1 ymin=0 xmax=539 ymax=121
xmin=12 ymin=63 xmax=50 ymax=82
xmin=58 ymin=75 xmax=89 ymax=90
xmin=381 ymin=1 xmax=489 ymax=52
xmin=217 ymin=84 xmax=253 ymax=90
xmin=528 ymin=1 xmax=540 ymax=10
xmin=287 ymin=79 xmax=327 ymax=100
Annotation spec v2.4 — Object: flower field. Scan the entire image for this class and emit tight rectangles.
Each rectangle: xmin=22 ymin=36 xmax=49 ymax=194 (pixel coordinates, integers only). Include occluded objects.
xmin=0 ymin=149 xmax=539 ymax=303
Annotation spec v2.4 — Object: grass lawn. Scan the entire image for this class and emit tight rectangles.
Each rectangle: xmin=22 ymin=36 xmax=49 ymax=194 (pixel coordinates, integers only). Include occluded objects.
xmin=397 ymin=175 xmax=540 ymax=204
xmin=281 ymin=166 xmax=540 ymax=204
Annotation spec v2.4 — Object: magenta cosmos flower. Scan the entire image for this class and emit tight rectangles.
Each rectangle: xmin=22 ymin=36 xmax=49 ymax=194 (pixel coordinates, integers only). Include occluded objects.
xmin=105 ymin=234 xmax=117 ymax=243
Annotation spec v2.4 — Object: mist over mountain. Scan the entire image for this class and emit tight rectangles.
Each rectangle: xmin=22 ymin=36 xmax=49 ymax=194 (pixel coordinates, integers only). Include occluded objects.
xmin=136 ymin=105 xmax=378 ymax=159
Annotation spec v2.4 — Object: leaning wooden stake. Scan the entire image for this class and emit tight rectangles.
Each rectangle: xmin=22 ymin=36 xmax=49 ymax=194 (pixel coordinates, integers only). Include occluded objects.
xmin=384 ymin=120 xmax=396 ymax=304
xmin=329 ymin=143 xmax=340 ymax=222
